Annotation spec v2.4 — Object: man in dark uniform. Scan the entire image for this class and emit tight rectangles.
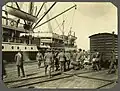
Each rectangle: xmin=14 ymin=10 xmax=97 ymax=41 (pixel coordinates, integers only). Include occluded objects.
xmin=15 ymin=50 xmax=25 ymax=77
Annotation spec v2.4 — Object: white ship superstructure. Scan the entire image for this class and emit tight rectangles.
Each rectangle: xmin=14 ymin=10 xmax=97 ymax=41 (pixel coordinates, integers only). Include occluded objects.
xmin=2 ymin=2 xmax=77 ymax=62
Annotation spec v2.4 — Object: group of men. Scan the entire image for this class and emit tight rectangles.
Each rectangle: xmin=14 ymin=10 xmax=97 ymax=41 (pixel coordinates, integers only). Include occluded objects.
xmin=3 ymin=48 xmax=116 ymax=79
xmin=36 ymin=48 xmax=89 ymax=78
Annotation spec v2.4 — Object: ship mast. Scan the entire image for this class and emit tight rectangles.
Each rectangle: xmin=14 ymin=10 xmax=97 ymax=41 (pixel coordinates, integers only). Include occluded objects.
xmin=28 ymin=2 xmax=34 ymax=44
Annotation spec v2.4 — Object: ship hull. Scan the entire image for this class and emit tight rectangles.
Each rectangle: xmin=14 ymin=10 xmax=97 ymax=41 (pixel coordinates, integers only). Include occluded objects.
xmin=2 ymin=43 xmax=39 ymax=63
xmin=2 ymin=51 xmax=38 ymax=63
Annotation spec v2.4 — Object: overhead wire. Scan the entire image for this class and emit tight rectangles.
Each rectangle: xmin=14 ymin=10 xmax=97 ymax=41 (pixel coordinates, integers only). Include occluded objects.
xmin=64 ymin=5 xmax=76 ymax=32
xmin=52 ymin=22 xmax=63 ymax=32
xmin=51 ymin=6 xmax=70 ymax=34
xmin=53 ymin=14 xmax=68 ymax=33
xmin=52 ymin=15 xmax=68 ymax=33
xmin=35 ymin=3 xmax=76 ymax=34
xmin=54 ymin=19 xmax=62 ymax=32
xmin=71 ymin=7 xmax=76 ymax=29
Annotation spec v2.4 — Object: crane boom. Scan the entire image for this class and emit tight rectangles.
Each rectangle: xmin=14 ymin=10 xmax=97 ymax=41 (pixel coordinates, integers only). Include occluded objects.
xmin=34 ymin=4 xmax=77 ymax=29
xmin=32 ymin=2 xmax=57 ymax=30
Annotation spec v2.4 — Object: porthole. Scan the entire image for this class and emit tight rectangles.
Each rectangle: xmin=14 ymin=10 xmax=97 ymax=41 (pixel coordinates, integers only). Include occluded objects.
xmin=31 ymin=47 xmax=33 ymax=50
xmin=25 ymin=47 xmax=27 ymax=49
xmin=17 ymin=47 xmax=19 ymax=49
xmin=11 ymin=46 xmax=14 ymax=49
xmin=2 ymin=46 xmax=4 ymax=49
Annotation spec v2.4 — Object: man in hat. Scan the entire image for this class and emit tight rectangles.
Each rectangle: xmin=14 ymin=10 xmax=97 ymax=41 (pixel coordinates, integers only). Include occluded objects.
xmin=44 ymin=49 xmax=53 ymax=78
xmin=65 ymin=50 xmax=71 ymax=70
xmin=54 ymin=50 xmax=60 ymax=71
xmin=51 ymin=49 xmax=55 ymax=72
xmin=76 ymin=48 xmax=84 ymax=69
xmin=36 ymin=50 xmax=43 ymax=69
xmin=72 ymin=50 xmax=77 ymax=61
xmin=108 ymin=49 xmax=117 ymax=74
xmin=14 ymin=50 xmax=25 ymax=77
xmin=57 ymin=49 xmax=66 ymax=73
xmin=91 ymin=49 xmax=102 ymax=71
xmin=71 ymin=50 xmax=79 ymax=70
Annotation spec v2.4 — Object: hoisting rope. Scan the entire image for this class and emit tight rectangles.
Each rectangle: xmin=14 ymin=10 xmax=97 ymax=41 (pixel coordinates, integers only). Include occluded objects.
xmin=53 ymin=14 xmax=68 ymax=33
xmin=54 ymin=19 xmax=62 ymax=32
xmin=65 ymin=4 xmax=76 ymax=31
xmin=54 ymin=3 xmax=76 ymax=34
xmin=71 ymin=6 xmax=76 ymax=29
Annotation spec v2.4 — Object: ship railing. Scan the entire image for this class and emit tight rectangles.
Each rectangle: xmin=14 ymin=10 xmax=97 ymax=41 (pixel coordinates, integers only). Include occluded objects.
xmin=3 ymin=35 xmax=27 ymax=42
xmin=3 ymin=35 xmax=28 ymax=44
xmin=2 ymin=35 xmax=39 ymax=46
xmin=2 ymin=42 xmax=37 ymax=48
xmin=2 ymin=42 xmax=26 ymax=45
xmin=2 ymin=16 xmax=24 ymax=28
xmin=2 ymin=41 xmax=38 ymax=46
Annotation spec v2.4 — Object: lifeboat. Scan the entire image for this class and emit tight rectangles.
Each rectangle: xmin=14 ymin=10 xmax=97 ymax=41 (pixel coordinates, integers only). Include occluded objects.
xmin=5 ymin=5 xmax=37 ymax=22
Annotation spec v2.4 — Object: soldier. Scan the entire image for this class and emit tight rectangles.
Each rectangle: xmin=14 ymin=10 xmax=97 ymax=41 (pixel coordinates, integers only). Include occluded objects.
xmin=44 ymin=49 xmax=53 ymax=78
xmin=71 ymin=50 xmax=79 ymax=70
xmin=2 ymin=60 xmax=7 ymax=79
xmin=83 ymin=50 xmax=86 ymax=59
xmin=51 ymin=49 xmax=55 ymax=72
xmin=57 ymin=49 xmax=66 ymax=73
xmin=65 ymin=50 xmax=71 ymax=70
xmin=36 ymin=50 xmax=43 ymax=69
xmin=14 ymin=50 xmax=25 ymax=77
xmin=72 ymin=50 xmax=77 ymax=61
xmin=76 ymin=49 xmax=84 ymax=69
xmin=54 ymin=50 xmax=60 ymax=71
xmin=91 ymin=49 xmax=101 ymax=71
xmin=108 ymin=49 xmax=117 ymax=74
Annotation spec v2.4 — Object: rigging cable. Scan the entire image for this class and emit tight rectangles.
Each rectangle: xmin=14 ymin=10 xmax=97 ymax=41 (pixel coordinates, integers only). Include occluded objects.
xmin=65 ymin=6 xmax=76 ymax=32
xmin=54 ymin=19 xmax=62 ymax=32
xmin=71 ymin=7 xmax=76 ymax=29
xmin=53 ymin=15 xmax=68 ymax=33
xmin=50 ymin=8 xmax=68 ymax=33
xmin=52 ymin=22 xmax=63 ymax=32
xmin=70 ymin=2 xmax=76 ymax=30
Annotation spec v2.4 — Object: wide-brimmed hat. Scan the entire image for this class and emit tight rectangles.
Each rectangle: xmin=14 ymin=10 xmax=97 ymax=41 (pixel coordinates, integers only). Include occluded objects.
xmin=55 ymin=50 xmax=59 ymax=52
xmin=59 ymin=49 xmax=63 ymax=52
xmin=47 ymin=49 xmax=51 ymax=52
xmin=78 ymin=48 xmax=82 ymax=51
xmin=73 ymin=50 xmax=77 ymax=52
xmin=65 ymin=50 xmax=69 ymax=52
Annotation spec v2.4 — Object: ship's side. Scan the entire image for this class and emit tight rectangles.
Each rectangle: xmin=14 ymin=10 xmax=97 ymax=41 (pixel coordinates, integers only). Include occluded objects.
xmin=2 ymin=15 xmax=41 ymax=62
xmin=2 ymin=2 xmax=77 ymax=63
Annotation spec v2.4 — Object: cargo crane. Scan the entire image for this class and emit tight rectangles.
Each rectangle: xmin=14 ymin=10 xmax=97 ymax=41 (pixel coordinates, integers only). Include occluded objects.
xmin=2 ymin=2 xmax=77 ymax=62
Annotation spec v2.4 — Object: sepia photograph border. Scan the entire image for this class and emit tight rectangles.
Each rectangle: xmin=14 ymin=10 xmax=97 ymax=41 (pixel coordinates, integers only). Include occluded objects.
xmin=0 ymin=0 xmax=119 ymax=91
